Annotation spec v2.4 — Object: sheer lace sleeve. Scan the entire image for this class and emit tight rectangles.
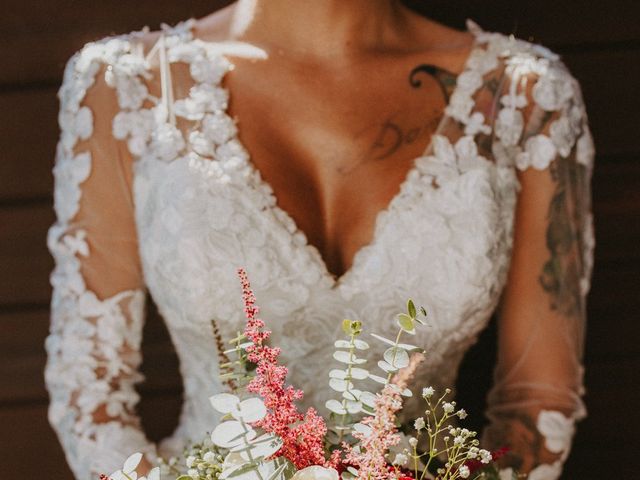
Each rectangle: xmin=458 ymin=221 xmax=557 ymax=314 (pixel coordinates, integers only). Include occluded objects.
xmin=483 ymin=51 xmax=595 ymax=479
xmin=44 ymin=39 xmax=157 ymax=479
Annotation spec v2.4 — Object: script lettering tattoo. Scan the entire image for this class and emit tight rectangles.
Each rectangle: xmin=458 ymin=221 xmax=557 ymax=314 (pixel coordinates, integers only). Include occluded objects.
xmin=370 ymin=114 xmax=441 ymax=160
xmin=539 ymin=154 xmax=582 ymax=318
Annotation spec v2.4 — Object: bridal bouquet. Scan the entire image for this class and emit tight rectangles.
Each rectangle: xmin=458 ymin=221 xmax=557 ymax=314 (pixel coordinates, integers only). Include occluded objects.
xmin=105 ymin=269 xmax=507 ymax=480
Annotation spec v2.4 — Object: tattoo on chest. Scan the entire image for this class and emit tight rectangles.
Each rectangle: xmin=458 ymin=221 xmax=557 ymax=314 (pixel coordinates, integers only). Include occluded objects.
xmin=336 ymin=65 xmax=458 ymax=175
xmin=368 ymin=114 xmax=441 ymax=161
xmin=409 ymin=63 xmax=458 ymax=102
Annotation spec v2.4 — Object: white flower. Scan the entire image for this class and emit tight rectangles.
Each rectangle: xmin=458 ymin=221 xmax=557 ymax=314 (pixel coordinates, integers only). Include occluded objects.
xmin=549 ymin=116 xmax=577 ymax=158
xmin=393 ymin=453 xmax=409 ymax=466
xmin=500 ymin=92 xmax=527 ymax=109
xmin=456 ymin=409 xmax=468 ymax=419
xmin=414 ymin=417 xmax=426 ymax=430
xmin=458 ymin=465 xmax=470 ymax=478
xmin=499 ymin=468 xmax=515 ymax=480
xmin=479 ymin=449 xmax=492 ymax=464
xmin=464 ymin=111 xmax=491 ymax=136
xmin=409 ymin=437 xmax=418 ymax=448
xmin=202 ymin=112 xmax=237 ymax=145
xmin=150 ymin=122 xmax=185 ymax=162
xmin=495 ymin=108 xmax=524 ymax=147
xmin=528 ymin=461 xmax=563 ymax=480
xmin=74 ymin=106 xmax=94 ymax=140
xmin=515 ymin=134 xmax=557 ymax=170
xmin=443 ymin=402 xmax=455 ymax=414
xmin=290 ymin=466 xmax=340 ymax=480
xmin=422 ymin=386 xmax=435 ymax=398
xmin=532 ymin=70 xmax=574 ymax=111
xmin=446 ymin=90 xmax=475 ymax=122
xmin=467 ymin=48 xmax=499 ymax=75
xmin=186 ymin=455 xmax=196 ymax=467
xmin=537 ymin=410 xmax=575 ymax=455
xmin=456 ymin=70 xmax=483 ymax=93
xmin=190 ymin=56 xmax=230 ymax=84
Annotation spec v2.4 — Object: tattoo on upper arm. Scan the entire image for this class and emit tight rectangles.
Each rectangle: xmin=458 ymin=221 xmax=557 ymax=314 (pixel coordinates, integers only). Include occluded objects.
xmin=539 ymin=156 xmax=582 ymax=318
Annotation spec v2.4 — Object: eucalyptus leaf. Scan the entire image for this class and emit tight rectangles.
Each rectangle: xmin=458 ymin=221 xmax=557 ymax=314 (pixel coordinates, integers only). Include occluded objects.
xmin=333 ymin=351 xmax=352 ymax=364
xmin=353 ymin=339 xmax=369 ymax=350
xmin=383 ymin=347 xmax=410 ymax=368
xmin=329 ymin=369 xmax=347 ymax=379
xmin=370 ymin=333 xmax=395 ymax=346
xmin=123 ymin=453 xmax=142 ymax=474
xmin=350 ymin=367 xmax=369 ymax=379
xmin=359 ymin=391 xmax=377 ymax=408
xmin=345 ymin=400 xmax=361 ymax=414
xmin=342 ymin=389 xmax=360 ymax=401
xmin=352 ymin=423 xmax=372 ymax=436
xmin=326 ymin=399 xmax=347 ymax=415
xmin=397 ymin=343 xmax=424 ymax=353
xmin=146 ymin=467 xmax=160 ymax=480
xmin=329 ymin=378 xmax=354 ymax=392
xmin=234 ymin=397 xmax=267 ymax=423
xmin=211 ymin=420 xmax=255 ymax=448
xmin=334 ymin=351 xmax=365 ymax=364
xmin=342 ymin=319 xmax=352 ymax=336
xmin=401 ymin=387 xmax=413 ymax=397
xmin=334 ymin=340 xmax=351 ymax=349
xmin=234 ymin=434 xmax=282 ymax=459
xmin=377 ymin=360 xmax=398 ymax=373
xmin=407 ymin=299 xmax=417 ymax=319
xmin=266 ymin=462 xmax=288 ymax=480
xmin=368 ymin=373 xmax=388 ymax=385
xmin=210 ymin=393 xmax=240 ymax=414
xmin=397 ymin=313 xmax=415 ymax=332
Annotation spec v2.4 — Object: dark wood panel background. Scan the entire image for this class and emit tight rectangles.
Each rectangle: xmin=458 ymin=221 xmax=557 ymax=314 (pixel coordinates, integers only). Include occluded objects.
xmin=1 ymin=1 xmax=638 ymax=478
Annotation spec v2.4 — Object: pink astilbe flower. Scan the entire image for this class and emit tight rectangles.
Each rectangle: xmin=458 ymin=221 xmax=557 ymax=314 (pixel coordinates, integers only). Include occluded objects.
xmin=238 ymin=268 xmax=327 ymax=469
xmin=344 ymin=354 xmax=425 ymax=480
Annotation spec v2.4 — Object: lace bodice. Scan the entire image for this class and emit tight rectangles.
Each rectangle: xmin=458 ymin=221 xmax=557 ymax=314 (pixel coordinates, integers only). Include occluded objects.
xmin=45 ymin=19 xmax=595 ymax=480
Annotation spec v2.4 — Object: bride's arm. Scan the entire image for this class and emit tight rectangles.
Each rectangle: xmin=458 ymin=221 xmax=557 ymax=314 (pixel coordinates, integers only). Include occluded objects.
xmin=45 ymin=42 xmax=156 ymax=479
xmin=482 ymin=54 xmax=595 ymax=478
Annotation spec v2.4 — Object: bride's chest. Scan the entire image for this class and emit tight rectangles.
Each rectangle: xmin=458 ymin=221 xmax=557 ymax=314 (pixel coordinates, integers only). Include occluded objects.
xmin=132 ymin=141 xmax=519 ymax=340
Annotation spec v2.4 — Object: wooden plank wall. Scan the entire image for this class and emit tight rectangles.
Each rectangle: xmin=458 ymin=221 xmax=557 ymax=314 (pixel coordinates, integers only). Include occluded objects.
xmin=1 ymin=1 xmax=638 ymax=478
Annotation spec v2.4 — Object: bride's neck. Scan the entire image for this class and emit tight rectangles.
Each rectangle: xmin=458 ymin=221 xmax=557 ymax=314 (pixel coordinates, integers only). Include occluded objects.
xmin=229 ymin=0 xmax=411 ymax=58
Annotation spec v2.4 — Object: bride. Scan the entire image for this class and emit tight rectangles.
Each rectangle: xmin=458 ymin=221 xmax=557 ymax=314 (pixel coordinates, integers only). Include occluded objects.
xmin=44 ymin=1 xmax=595 ymax=478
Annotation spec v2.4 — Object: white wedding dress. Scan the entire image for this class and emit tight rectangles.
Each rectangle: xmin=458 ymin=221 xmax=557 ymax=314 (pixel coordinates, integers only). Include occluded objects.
xmin=45 ymin=18 xmax=595 ymax=480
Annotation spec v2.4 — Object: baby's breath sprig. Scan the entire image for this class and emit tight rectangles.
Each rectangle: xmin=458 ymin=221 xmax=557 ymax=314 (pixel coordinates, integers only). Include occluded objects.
xmin=408 ymin=388 xmax=492 ymax=480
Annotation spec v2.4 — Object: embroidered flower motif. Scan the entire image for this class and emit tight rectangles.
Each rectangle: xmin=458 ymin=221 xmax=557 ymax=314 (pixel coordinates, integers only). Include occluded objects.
xmin=537 ymin=410 xmax=575 ymax=455
xmin=549 ymin=116 xmax=577 ymax=158
xmin=53 ymin=152 xmax=92 ymax=222
xmin=515 ymin=134 xmax=558 ymax=170
xmin=202 ymin=111 xmax=237 ymax=145
xmin=495 ymin=108 xmax=524 ymax=147
xmin=174 ymin=84 xmax=229 ymax=120
xmin=190 ymin=55 xmax=231 ymax=84
xmin=532 ymin=70 xmax=574 ymax=111
xmin=150 ymin=122 xmax=185 ymax=161
xmin=464 ymin=111 xmax=491 ymax=136
xmin=527 ymin=461 xmax=563 ymax=480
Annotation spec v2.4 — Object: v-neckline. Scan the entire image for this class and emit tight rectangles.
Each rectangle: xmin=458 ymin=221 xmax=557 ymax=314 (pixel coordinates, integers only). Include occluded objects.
xmin=193 ymin=22 xmax=482 ymax=289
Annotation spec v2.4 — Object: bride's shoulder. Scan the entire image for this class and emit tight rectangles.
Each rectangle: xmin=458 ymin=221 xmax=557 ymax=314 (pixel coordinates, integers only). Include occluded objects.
xmin=468 ymin=20 xmax=579 ymax=84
